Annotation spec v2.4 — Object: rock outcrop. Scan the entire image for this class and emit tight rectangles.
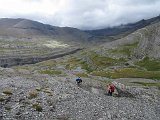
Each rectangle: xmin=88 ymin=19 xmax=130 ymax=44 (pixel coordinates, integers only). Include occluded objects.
xmin=100 ymin=21 xmax=160 ymax=59
xmin=134 ymin=22 xmax=160 ymax=59
xmin=0 ymin=48 xmax=82 ymax=68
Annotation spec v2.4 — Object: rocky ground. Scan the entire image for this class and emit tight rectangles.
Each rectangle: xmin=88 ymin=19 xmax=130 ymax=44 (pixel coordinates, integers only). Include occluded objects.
xmin=0 ymin=67 xmax=159 ymax=120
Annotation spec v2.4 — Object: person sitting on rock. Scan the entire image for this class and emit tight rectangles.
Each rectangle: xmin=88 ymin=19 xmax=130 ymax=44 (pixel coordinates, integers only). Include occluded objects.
xmin=107 ymin=83 xmax=115 ymax=96
xmin=76 ymin=77 xmax=82 ymax=86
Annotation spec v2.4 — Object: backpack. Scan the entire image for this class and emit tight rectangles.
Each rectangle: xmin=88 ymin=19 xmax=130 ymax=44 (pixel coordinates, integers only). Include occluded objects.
xmin=110 ymin=85 xmax=115 ymax=92
xmin=76 ymin=78 xmax=82 ymax=83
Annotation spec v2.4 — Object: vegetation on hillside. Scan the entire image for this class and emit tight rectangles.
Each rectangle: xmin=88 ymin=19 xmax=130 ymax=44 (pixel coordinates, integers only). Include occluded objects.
xmin=136 ymin=57 xmax=160 ymax=71
xmin=111 ymin=42 xmax=138 ymax=57
xmin=92 ymin=68 xmax=160 ymax=80
xmin=40 ymin=70 xmax=62 ymax=76
xmin=131 ymin=82 xmax=160 ymax=88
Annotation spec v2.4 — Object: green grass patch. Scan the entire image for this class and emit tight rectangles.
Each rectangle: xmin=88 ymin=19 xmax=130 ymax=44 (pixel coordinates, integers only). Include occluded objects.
xmin=43 ymin=88 xmax=52 ymax=93
xmin=32 ymin=103 xmax=43 ymax=112
xmin=65 ymin=57 xmax=83 ymax=70
xmin=80 ymin=61 xmax=94 ymax=73
xmin=123 ymin=42 xmax=139 ymax=48
xmin=36 ymin=87 xmax=41 ymax=91
xmin=67 ymin=57 xmax=81 ymax=65
xmin=66 ymin=57 xmax=94 ymax=72
xmin=92 ymin=68 xmax=160 ymax=80
xmin=3 ymin=90 xmax=12 ymax=95
xmin=0 ymin=97 xmax=5 ymax=102
xmin=75 ymin=73 xmax=89 ymax=78
xmin=5 ymin=106 xmax=11 ymax=111
xmin=64 ymin=51 xmax=126 ymax=72
xmin=65 ymin=64 xmax=71 ymax=70
xmin=37 ymin=60 xmax=57 ymax=67
xmin=136 ymin=57 xmax=160 ymax=71
xmin=40 ymin=70 xmax=62 ymax=75
xmin=131 ymin=82 xmax=160 ymax=88
xmin=87 ymin=51 xmax=126 ymax=68
xmin=111 ymin=42 xmax=138 ymax=56
xmin=93 ymin=56 xmax=125 ymax=67
xmin=119 ymin=47 xmax=131 ymax=56
xmin=28 ymin=90 xmax=38 ymax=99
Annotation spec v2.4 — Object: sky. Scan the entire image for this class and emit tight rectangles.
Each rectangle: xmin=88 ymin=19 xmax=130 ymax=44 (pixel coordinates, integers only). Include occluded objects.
xmin=0 ymin=0 xmax=160 ymax=30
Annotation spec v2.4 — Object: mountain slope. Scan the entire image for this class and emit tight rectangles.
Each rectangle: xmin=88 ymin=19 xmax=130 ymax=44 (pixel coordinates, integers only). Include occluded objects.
xmin=0 ymin=61 xmax=159 ymax=120
xmin=99 ymin=21 xmax=160 ymax=59
xmin=0 ymin=18 xmax=91 ymax=44
xmin=0 ymin=16 xmax=160 ymax=68
xmin=134 ymin=22 xmax=160 ymax=59
xmin=86 ymin=15 xmax=160 ymax=40
xmin=1 ymin=15 xmax=160 ymax=44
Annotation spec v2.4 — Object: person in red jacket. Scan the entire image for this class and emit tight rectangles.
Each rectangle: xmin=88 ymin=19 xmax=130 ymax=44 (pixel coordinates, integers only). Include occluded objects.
xmin=107 ymin=84 xmax=115 ymax=96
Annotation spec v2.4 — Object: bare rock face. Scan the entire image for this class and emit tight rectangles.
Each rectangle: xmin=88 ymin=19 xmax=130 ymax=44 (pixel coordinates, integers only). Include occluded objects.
xmin=100 ymin=21 xmax=160 ymax=60
xmin=134 ymin=22 xmax=160 ymax=59
xmin=0 ymin=48 xmax=82 ymax=68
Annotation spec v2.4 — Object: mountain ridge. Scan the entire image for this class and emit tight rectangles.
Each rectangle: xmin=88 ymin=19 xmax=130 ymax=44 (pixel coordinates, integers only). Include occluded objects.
xmin=85 ymin=15 xmax=160 ymax=39
xmin=0 ymin=15 xmax=160 ymax=42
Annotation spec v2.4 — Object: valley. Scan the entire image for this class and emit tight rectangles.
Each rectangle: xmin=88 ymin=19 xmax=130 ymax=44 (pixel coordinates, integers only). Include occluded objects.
xmin=0 ymin=16 xmax=160 ymax=120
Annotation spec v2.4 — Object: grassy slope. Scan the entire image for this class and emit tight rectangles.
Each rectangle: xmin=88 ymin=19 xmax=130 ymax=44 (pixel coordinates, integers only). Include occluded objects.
xmin=136 ymin=57 xmax=160 ymax=71
xmin=0 ymin=38 xmax=70 ymax=57
xmin=13 ymin=46 xmax=160 ymax=89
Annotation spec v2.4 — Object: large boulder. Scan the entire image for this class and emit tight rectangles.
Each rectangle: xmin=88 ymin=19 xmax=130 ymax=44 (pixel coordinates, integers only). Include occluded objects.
xmin=112 ymin=81 xmax=134 ymax=97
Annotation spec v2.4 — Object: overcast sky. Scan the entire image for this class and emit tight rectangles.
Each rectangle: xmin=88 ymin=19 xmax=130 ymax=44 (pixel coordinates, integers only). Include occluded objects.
xmin=0 ymin=0 xmax=160 ymax=30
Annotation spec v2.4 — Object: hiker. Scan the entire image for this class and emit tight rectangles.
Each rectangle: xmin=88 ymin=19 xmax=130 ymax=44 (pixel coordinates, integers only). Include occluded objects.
xmin=76 ymin=77 xmax=82 ymax=86
xmin=107 ymin=83 xmax=115 ymax=96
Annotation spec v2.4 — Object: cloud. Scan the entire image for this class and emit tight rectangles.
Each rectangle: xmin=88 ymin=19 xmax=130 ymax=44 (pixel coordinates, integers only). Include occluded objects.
xmin=0 ymin=0 xmax=160 ymax=30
